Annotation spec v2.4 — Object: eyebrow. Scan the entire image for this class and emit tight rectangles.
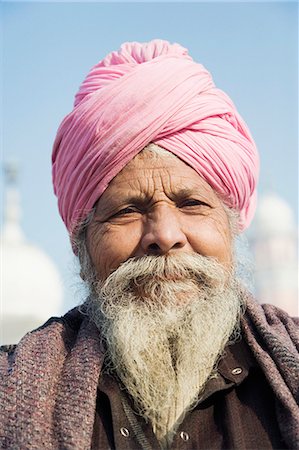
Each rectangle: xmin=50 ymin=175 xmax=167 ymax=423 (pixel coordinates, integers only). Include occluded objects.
xmin=117 ymin=191 xmax=195 ymax=204
xmin=168 ymin=187 xmax=201 ymax=201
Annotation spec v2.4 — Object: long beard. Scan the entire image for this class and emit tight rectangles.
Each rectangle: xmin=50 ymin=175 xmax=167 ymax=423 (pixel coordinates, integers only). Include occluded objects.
xmin=87 ymin=254 xmax=243 ymax=442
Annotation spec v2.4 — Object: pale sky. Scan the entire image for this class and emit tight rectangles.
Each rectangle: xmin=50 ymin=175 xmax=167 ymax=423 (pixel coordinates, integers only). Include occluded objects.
xmin=1 ymin=2 xmax=298 ymax=312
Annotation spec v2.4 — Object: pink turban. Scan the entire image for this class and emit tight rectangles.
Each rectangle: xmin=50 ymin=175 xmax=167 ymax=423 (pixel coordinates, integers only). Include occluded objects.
xmin=52 ymin=39 xmax=259 ymax=238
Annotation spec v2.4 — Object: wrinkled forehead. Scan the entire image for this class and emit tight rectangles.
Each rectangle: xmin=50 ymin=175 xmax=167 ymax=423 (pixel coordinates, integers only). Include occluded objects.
xmin=96 ymin=144 xmax=222 ymax=209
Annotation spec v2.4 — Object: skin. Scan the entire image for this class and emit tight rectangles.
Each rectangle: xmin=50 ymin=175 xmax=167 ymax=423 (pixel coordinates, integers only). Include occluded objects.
xmin=86 ymin=151 xmax=233 ymax=281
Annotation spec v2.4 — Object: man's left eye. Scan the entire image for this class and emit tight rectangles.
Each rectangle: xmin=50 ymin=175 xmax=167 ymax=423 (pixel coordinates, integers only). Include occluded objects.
xmin=180 ymin=199 xmax=209 ymax=208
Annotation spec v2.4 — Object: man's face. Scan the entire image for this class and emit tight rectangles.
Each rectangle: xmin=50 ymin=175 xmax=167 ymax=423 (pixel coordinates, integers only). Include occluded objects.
xmin=87 ymin=150 xmax=233 ymax=281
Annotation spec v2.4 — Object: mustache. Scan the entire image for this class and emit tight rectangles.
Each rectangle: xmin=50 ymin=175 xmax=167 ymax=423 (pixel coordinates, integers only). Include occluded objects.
xmin=99 ymin=253 xmax=230 ymax=294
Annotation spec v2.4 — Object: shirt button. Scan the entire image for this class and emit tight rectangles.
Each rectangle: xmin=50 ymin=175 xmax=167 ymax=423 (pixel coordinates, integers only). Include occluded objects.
xmin=180 ymin=431 xmax=190 ymax=441
xmin=120 ymin=427 xmax=130 ymax=437
xmin=231 ymin=367 xmax=243 ymax=375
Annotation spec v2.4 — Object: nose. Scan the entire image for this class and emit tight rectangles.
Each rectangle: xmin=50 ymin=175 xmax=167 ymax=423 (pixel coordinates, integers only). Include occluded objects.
xmin=140 ymin=205 xmax=188 ymax=256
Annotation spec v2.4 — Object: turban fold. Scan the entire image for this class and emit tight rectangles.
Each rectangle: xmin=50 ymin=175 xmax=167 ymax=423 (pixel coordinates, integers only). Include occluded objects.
xmin=52 ymin=39 xmax=259 ymax=238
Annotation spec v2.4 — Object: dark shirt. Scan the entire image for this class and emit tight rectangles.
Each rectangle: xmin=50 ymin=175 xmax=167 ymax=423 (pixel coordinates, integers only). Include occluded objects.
xmin=92 ymin=339 xmax=286 ymax=450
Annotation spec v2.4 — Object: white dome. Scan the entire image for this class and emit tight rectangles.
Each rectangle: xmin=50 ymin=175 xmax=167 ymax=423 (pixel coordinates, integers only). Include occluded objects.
xmin=254 ymin=193 xmax=296 ymax=235
xmin=1 ymin=163 xmax=63 ymax=344
xmin=1 ymin=239 xmax=63 ymax=318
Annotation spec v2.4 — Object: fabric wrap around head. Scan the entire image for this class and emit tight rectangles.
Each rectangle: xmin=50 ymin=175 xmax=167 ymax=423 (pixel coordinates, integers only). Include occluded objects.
xmin=52 ymin=39 xmax=259 ymax=239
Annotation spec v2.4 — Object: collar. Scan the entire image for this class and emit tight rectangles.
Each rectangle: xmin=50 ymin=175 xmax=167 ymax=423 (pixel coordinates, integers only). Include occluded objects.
xmin=197 ymin=337 xmax=256 ymax=404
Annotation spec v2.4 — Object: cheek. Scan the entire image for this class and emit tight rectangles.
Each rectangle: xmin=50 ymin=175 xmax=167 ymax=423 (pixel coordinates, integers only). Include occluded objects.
xmin=186 ymin=215 xmax=232 ymax=266
xmin=87 ymin=223 xmax=142 ymax=279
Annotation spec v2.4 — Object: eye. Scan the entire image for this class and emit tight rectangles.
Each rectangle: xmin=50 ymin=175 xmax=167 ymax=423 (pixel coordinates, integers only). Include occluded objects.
xmin=179 ymin=199 xmax=210 ymax=208
xmin=112 ymin=206 xmax=141 ymax=218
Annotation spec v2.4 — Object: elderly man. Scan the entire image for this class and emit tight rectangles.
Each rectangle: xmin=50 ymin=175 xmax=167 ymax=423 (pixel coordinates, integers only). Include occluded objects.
xmin=1 ymin=40 xmax=298 ymax=450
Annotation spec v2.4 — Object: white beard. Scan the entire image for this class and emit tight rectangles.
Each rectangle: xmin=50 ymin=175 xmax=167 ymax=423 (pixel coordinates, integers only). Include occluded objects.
xmin=87 ymin=253 xmax=243 ymax=443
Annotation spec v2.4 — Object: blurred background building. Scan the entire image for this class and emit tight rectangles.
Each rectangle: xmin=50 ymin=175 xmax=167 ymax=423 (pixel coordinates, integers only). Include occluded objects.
xmin=250 ymin=193 xmax=298 ymax=317
xmin=1 ymin=163 xmax=63 ymax=345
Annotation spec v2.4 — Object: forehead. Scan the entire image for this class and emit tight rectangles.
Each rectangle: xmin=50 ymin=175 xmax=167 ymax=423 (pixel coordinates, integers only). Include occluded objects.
xmin=105 ymin=150 xmax=218 ymax=199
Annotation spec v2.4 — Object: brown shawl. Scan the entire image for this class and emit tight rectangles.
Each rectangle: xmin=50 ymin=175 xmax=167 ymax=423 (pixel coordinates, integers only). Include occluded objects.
xmin=0 ymin=296 xmax=298 ymax=449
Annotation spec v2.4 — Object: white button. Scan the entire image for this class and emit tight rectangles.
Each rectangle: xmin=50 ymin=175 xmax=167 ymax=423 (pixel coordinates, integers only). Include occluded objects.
xmin=231 ymin=367 xmax=243 ymax=375
xmin=120 ymin=427 xmax=130 ymax=437
xmin=180 ymin=431 xmax=190 ymax=441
